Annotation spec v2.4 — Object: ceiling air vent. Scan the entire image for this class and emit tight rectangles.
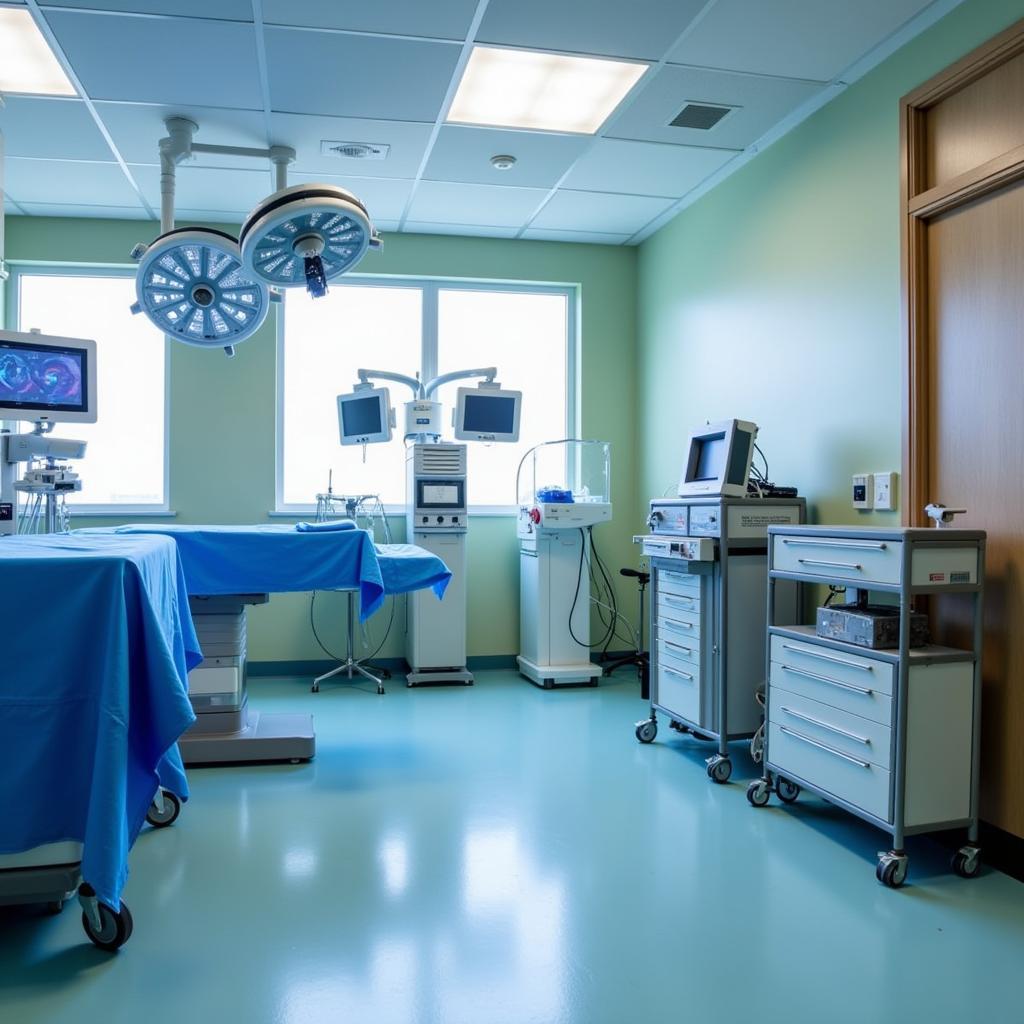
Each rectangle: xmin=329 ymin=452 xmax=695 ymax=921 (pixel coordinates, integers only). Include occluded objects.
xmin=320 ymin=140 xmax=390 ymax=160
xmin=669 ymin=102 xmax=734 ymax=130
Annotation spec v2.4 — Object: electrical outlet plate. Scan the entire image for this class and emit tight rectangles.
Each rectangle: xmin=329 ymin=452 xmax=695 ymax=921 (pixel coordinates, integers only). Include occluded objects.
xmin=852 ymin=473 xmax=872 ymax=510
xmin=873 ymin=471 xmax=896 ymax=511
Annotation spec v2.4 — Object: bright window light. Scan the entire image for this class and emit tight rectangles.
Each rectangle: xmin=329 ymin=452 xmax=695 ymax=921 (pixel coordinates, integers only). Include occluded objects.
xmin=447 ymin=46 xmax=646 ymax=134
xmin=0 ymin=8 xmax=75 ymax=96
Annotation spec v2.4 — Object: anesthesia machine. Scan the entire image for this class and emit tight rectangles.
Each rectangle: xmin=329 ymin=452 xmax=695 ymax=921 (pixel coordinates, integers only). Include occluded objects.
xmin=634 ymin=419 xmax=805 ymax=782
xmin=336 ymin=368 xmax=522 ymax=685
xmin=516 ymin=439 xmax=613 ymax=687
xmin=0 ymin=330 xmax=96 ymax=536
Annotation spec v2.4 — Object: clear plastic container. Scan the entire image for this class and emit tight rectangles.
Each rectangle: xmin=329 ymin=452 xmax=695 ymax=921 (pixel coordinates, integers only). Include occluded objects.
xmin=516 ymin=439 xmax=611 ymax=507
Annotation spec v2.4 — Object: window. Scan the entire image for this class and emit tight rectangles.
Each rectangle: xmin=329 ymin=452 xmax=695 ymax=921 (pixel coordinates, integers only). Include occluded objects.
xmin=13 ymin=271 xmax=168 ymax=510
xmin=278 ymin=279 xmax=574 ymax=511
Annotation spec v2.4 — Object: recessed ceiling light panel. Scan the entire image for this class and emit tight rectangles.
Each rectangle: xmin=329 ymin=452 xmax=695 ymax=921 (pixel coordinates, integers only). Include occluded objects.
xmin=447 ymin=46 xmax=647 ymax=134
xmin=0 ymin=9 xmax=76 ymax=96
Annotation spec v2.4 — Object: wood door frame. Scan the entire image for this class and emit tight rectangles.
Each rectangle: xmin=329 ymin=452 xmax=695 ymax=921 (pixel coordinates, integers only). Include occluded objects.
xmin=901 ymin=16 xmax=1024 ymax=522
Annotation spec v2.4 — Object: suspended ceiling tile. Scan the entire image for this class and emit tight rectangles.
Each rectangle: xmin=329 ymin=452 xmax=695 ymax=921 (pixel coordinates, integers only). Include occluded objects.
xmin=403 ymin=222 xmax=520 ymax=239
xmin=95 ymin=103 xmax=269 ymax=167
xmin=262 ymin=0 xmax=479 ymax=40
xmin=173 ymin=209 xmax=249 ymax=226
xmin=424 ymin=125 xmax=591 ymax=189
xmin=268 ymin=113 xmax=432 ymax=178
xmin=529 ymin=189 xmax=671 ymax=234
xmin=45 ymin=11 xmax=263 ymax=108
xmin=406 ymin=180 xmax=549 ymax=229
xmin=477 ymin=0 xmax=708 ymax=60
xmin=265 ymin=29 xmax=459 ymax=120
xmin=606 ymin=63 xmax=823 ymax=149
xmin=40 ymin=1 xmax=253 ymax=19
xmin=667 ymin=0 xmax=936 ymax=82
xmin=521 ymin=228 xmax=631 ymax=245
xmin=288 ymin=172 xmax=415 ymax=223
xmin=3 ymin=157 xmax=142 ymax=206
xmin=12 ymin=202 xmax=151 ymax=219
xmin=0 ymin=96 xmax=111 ymax=161
xmin=562 ymin=138 xmax=737 ymax=198
xmin=132 ymin=164 xmax=274 ymax=214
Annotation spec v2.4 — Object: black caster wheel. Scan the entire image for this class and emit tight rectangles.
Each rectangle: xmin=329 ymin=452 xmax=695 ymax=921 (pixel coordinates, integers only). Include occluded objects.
xmin=876 ymin=855 xmax=908 ymax=889
xmin=776 ymin=778 xmax=801 ymax=804
xmin=746 ymin=780 xmax=771 ymax=807
xmin=311 ymin=684 xmax=320 ymax=693
xmin=542 ymin=679 xmax=555 ymax=690
xmin=82 ymin=900 xmax=134 ymax=951
xmin=635 ymin=719 xmax=658 ymax=743
xmin=669 ymin=720 xmax=689 ymax=733
xmin=952 ymin=847 xmax=981 ymax=878
xmin=146 ymin=790 xmax=181 ymax=828
xmin=706 ymin=755 xmax=732 ymax=783
xmin=45 ymin=899 xmax=65 ymax=916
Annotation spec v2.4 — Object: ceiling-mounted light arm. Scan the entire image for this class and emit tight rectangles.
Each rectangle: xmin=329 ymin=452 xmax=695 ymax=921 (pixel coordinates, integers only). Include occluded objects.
xmin=423 ymin=367 xmax=497 ymax=398
xmin=357 ymin=368 xmax=423 ymax=398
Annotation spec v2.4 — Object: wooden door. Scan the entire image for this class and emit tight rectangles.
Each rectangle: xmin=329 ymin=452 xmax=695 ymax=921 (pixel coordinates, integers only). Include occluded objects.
xmin=903 ymin=20 xmax=1024 ymax=840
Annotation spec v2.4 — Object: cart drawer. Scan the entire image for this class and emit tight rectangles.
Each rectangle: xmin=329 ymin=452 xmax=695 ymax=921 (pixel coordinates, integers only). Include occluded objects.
xmin=770 ymin=661 xmax=892 ymax=726
xmin=659 ymin=636 xmax=700 ymax=669
xmin=658 ymin=590 xmax=701 ymax=620
xmin=769 ymin=723 xmax=891 ymax=823
xmin=770 ymin=634 xmax=893 ymax=697
xmin=655 ymin=661 xmax=700 ymax=724
xmin=773 ymin=534 xmax=902 ymax=586
xmin=658 ymin=614 xmax=701 ymax=645
xmin=769 ymin=686 xmax=892 ymax=769
xmin=658 ymin=569 xmax=701 ymax=597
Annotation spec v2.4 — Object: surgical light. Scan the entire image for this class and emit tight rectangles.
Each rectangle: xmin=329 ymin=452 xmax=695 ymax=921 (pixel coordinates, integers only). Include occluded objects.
xmin=0 ymin=9 xmax=75 ymax=96
xmin=447 ymin=46 xmax=647 ymax=134
xmin=239 ymin=184 xmax=382 ymax=299
xmin=130 ymin=228 xmax=269 ymax=352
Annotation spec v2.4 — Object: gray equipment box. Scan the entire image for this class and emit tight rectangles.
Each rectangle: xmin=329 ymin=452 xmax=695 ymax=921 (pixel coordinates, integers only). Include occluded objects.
xmin=816 ymin=603 xmax=930 ymax=649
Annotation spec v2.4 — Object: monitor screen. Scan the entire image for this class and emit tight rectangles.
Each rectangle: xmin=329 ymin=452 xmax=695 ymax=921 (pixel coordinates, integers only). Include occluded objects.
xmin=341 ymin=395 xmax=383 ymax=438
xmin=462 ymin=393 xmax=517 ymax=435
xmin=693 ymin=434 xmax=726 ymax=481
xmin=0 ymin=339 xmax=88 ymax=415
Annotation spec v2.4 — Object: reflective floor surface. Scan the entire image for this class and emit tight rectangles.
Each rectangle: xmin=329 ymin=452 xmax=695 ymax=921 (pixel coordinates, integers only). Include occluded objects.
xmin=1 ymin=671 xmax=1021 ymax=1024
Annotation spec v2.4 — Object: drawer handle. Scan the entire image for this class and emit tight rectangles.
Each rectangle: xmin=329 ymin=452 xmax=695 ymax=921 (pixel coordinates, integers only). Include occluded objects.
xmin=779 ymin=725 xmax=871 ymax=769
xmin=779 ymin=706 xmax=871 ymax=745
xmin=662 ymin=617 xmax=696 ymax=632
xmin=781 ymin=538 xmax=888 ymax=551
xmin=662 ymin=594 xmax=697 ymax=608
xmin=780 ymin=643 xmax=874 ymax=672
xmin=663 ymin=666 xmax=694 ymax=682
xmin=797 ymin=558 xmax=863 ymax=571
xmin=663 ymin=639 xmax=694 ymax=656
xmin=779 ymin=664 xmax=874 ymax=696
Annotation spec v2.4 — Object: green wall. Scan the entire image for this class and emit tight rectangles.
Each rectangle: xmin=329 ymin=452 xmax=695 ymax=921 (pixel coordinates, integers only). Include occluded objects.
xmin=637 ymin=0 xmax=1024 ymax=527
xmin=3 ymin=218 xmax=638 ymax=665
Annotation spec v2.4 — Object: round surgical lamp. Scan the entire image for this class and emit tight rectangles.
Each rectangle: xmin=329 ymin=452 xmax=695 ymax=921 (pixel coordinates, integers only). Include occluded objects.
xmin=238 ymin=183 xmax=381 ymax=299
xmin=131 ymin=227 xmax=270 ymax=354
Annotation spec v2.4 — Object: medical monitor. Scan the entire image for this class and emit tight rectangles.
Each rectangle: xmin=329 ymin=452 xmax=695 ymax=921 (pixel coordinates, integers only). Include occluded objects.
xmin=678 ymin=419 xmax=757 ymax=498
xmin=337 ymin=386 xmax=393 ymax=446
xmin=0 ymin=330 xmax=97 ymax=425
xmin=453 ymin=386 xmax=521 ymax=443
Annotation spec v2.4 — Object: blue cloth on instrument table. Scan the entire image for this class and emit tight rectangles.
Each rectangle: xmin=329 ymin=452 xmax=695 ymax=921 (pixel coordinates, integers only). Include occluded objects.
xmin=295 ymin=520 xmax=357 ymax=532
xmin=0 ymin=533 xmax=199 ymax=911
xmin=90 ymin=525 xmax=451 ymax=618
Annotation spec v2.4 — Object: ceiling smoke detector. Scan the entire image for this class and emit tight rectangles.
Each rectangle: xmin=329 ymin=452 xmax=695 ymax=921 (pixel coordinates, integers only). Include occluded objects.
xmin=490 ymin=154 xmax=517 ymax=171
xmin=320 ymin=140 xmax=390 ymax=161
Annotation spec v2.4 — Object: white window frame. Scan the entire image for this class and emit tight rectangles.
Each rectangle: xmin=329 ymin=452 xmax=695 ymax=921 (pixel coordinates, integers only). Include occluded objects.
xmin=275 ymin=274 xmax=579 ymax=517
xmin=5 ymin=262 xmax=172 ymax=516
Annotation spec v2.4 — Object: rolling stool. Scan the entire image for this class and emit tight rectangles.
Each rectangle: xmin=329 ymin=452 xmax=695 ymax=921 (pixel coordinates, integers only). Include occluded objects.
xmin=602 ymin=568 xmax=651 ymax=699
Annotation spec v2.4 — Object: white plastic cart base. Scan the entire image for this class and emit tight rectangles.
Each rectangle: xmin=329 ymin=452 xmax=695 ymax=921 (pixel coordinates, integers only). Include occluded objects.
xmin=517 ymin=655 xmax=601 ymax=689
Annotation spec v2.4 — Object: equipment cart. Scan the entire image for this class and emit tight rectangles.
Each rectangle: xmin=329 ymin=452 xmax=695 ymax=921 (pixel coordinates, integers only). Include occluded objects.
xmin=747 ymin=525 xmax=985 ymax=887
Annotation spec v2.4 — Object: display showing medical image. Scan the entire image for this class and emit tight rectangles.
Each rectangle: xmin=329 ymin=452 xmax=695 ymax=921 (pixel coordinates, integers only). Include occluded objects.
xmin=0 ymin=341 xmax=87 ymax=412
xmin=463 ymin=393 xmax=516 ymax=434
xmin=340 ymin=395 xmax=383 ymax=437
xmin=693 ymin=433 xmax=726 ymax=481
xmin=422 ymin=484 xmax=459 ymax=505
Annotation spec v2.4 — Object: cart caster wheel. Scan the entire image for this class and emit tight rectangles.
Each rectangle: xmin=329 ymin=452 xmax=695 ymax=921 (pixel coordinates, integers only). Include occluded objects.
xmin=589 ymin=679 xmax=599 ymax=687
xmin=669 ymin=720 xmax=688 ymax=733
xmin=746 ymin=780 xmax=771 ymax=807
xmin=311 ymin=683 xmax=320 ymax=693
xmin=542 ymin=679 xmax=554 ymax=690
xmin=46 ymin=899 xmax=64 ymax=916
xmin=952 ymin=846 xmax=981 ymax=878
xmin=82 ymin=900 xmax=134 ymax=951
xmin=776 ymin=778 xmax=801 ymax=804
xmin=635 ymin=719 xmax=657 ymax=744
xmin=706 ymin=755 xmax=732 ymax=783
xmin=145 ymin=789 xmax=181 ymax=828
xmin=876 ymin=854 xmax=908 ymax=889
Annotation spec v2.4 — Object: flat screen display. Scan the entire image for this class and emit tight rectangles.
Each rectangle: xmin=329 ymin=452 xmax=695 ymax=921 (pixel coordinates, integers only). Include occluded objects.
xmin=340 ymin=395 xmax=383 ymax=438
xmin=0 ymin=339 xmax=88 ymax=414
xmin=693 ymin=434 xmax=726 ymax=481
xmin=463 ymin=394 xmax=517 ymax=434
xmin=423 ymin=484 xmax=459 ymax=505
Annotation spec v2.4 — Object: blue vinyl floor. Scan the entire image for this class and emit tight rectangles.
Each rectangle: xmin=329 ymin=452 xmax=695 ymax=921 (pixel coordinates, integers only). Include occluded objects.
xmin=1 ymin=671 xmax=1021 ymax=1024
